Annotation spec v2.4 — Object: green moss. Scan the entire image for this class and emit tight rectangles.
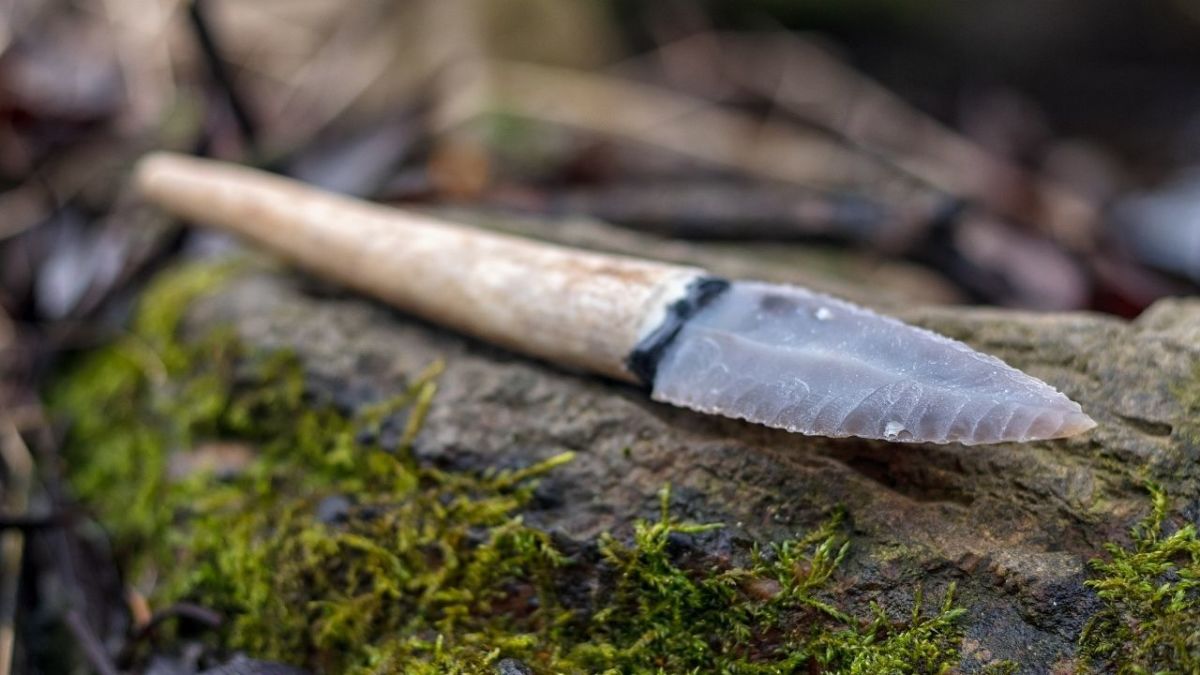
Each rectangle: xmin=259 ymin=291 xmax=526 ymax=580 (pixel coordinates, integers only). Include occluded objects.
xmin=562 ymin=497 xmax=965 ymax=674
xmin=48 ymin=260 xmax=244 ymax=561
xmin=52 ymin=262 xmax=971 ymax=674
xmin=1079 ymin=484 xmax=1200 ymax=673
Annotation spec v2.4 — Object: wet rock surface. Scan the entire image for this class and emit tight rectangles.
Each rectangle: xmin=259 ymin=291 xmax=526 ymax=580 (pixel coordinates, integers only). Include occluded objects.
xmin=186 ymin=228 xmax=1199 ymax=672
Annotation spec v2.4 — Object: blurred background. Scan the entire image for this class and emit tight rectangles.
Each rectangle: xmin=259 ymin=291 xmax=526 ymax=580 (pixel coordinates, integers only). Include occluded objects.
xmin=1 ymin=0 xmax=1200 ymax=672
xmin=5 ymin=0 xmax=1200 ymax=339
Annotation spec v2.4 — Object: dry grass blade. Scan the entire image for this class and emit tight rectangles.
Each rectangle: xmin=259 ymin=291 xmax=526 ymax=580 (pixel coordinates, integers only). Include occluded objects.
xmin=0 ymin=417 xmax=33 ymax=675
xmin=445 ymin=59 xmax=923 ymax=200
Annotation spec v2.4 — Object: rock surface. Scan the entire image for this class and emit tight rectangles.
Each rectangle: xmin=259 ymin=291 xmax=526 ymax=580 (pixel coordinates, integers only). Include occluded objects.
xmin=186 ymin=217 xmax=1199 ymax=673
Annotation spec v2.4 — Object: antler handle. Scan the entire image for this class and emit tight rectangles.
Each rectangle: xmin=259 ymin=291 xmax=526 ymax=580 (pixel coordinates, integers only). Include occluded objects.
xmin=135 ymin=153 xmax=704 ymax=382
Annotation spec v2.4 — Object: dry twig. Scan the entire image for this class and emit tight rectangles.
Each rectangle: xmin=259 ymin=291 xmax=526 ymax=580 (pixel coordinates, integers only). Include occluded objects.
xmin=0 ymin=418 xmax=33 ymax=675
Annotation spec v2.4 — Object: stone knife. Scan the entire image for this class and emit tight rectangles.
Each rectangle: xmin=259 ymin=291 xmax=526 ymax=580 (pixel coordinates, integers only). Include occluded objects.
xmin=135 ymin=153 xmax=1096 ymax=445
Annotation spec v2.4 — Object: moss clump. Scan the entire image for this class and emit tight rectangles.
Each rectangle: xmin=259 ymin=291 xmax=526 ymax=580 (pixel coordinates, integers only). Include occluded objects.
xmin=1079 ymin=484 xmax=1200 ymax=673
xmin=53 ymin=262 xmax=969 ymax=673
xmin=565 ymin=495 xmax=964 ymax=674
xmin=49 ymin=260 xmax=245 ymax=560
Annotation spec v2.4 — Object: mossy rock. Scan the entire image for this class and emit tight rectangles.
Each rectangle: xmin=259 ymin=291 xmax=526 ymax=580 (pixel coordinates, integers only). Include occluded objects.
xmin=52 ymin=215 xmax=1200 ymax=672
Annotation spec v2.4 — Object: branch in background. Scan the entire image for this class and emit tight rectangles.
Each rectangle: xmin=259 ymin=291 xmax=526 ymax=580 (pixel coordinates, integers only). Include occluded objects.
xmin=1 ymin=400 xmax=130 ymax=675
xmin=440 ymin=59 xmax=939 ymax=209
xmin=187 ymin=0 xmax=259 ymax=151
xmin=647 ymin=32 xmax=1099 ymax=249
xmin=474 ymin=179 xmax=925 ymax=249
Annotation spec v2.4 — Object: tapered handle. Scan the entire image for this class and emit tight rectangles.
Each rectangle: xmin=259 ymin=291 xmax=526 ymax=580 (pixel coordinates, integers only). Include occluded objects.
xmin=135 ymin=153 xmax=704 ymax=382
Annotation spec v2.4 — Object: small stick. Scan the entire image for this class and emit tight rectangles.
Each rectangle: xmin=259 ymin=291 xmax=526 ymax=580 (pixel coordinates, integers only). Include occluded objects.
xmin=63 ymin=610 xmax=120 ymax=675
xmin=187 ymin=0 xmax=259 ymax=149
xmin=0 ymin=419 xmax=32 ymax=675
xmin=135 ymin=602 xmax=223 ymax=637
xmin=118 ymin=601 xmax=223 ymax=665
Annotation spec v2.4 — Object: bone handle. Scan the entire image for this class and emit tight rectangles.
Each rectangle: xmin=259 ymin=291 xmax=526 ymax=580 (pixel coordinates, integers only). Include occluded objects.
xmin=134 ymin=153 xmax=703 ymax=382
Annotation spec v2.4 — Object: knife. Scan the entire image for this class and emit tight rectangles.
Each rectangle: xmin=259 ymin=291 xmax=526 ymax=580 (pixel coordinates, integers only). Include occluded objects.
xmin=134 ymin=153 xmax=1095 ymax=445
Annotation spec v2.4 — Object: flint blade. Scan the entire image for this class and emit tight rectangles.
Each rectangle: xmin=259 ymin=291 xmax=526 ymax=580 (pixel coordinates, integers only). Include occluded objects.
xmin=651 ymin=282 xmax=1095 ymax=445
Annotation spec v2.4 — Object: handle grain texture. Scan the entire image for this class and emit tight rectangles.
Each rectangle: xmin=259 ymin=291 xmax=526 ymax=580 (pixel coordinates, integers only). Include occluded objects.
xmin=135 ymin=153 xmax=703 ymax=382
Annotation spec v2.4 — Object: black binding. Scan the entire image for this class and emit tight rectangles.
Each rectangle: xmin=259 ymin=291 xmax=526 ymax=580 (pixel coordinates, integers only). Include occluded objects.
xmin=626 ymin=276 xmax=730 ymax=387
